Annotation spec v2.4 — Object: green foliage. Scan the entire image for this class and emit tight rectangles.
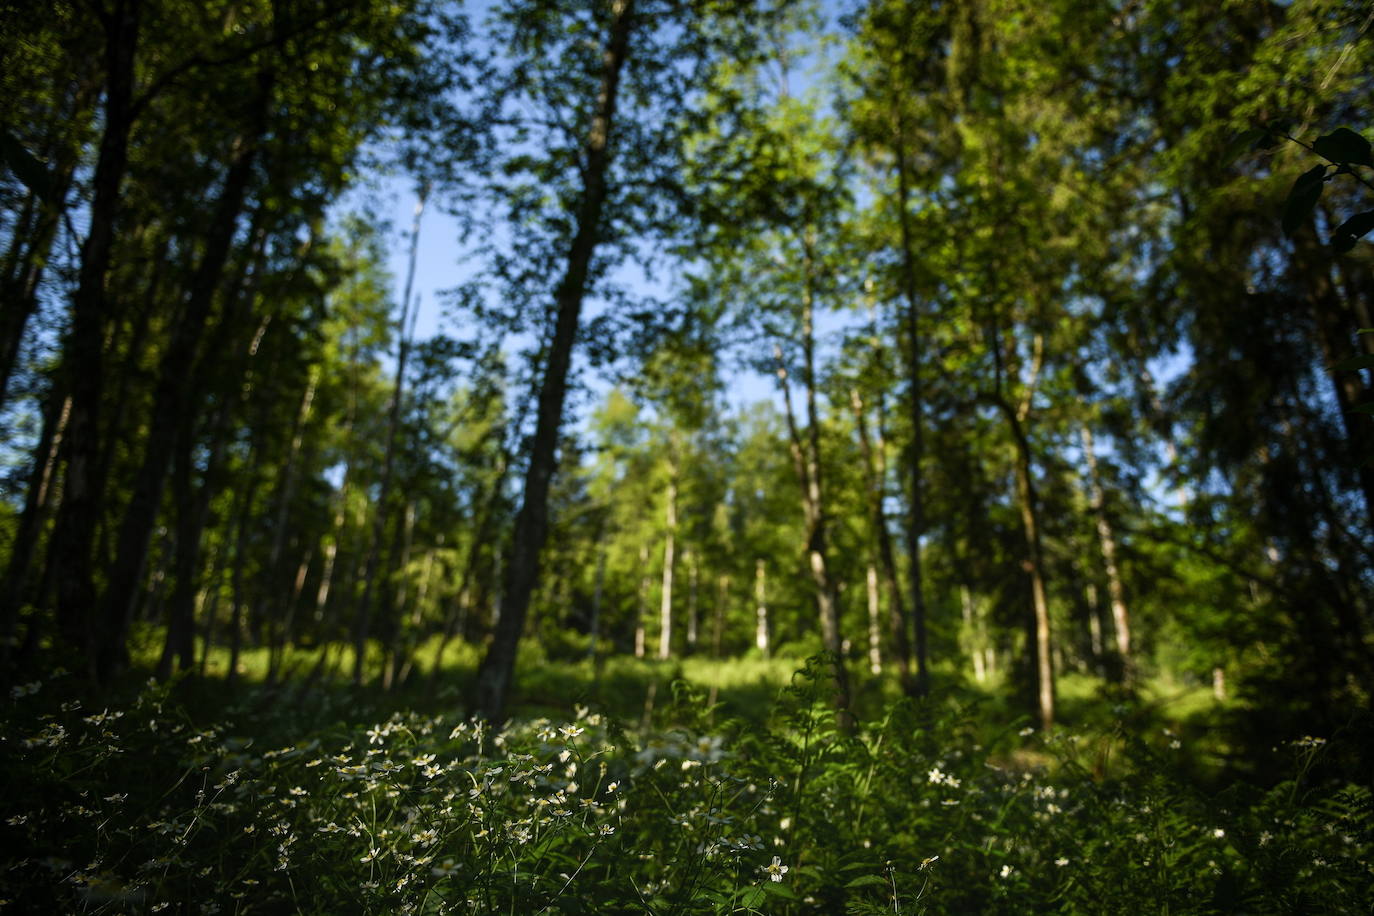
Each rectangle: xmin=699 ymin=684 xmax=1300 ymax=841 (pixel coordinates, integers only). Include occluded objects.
xmin=4 ymin=660 xmax=1371 ymax=914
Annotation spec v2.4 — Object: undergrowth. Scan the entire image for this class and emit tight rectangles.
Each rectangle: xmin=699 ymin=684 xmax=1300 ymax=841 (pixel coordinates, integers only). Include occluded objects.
xmin=2 ymin=656 xmax=1370 ymax=913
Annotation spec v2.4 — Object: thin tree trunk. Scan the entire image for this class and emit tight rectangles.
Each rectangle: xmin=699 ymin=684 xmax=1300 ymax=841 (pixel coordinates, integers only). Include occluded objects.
xmin=354 ymin=187 xmax=427 ymax=684
xmin=865 ymin=561 xmax=882 ymax=675
xmin=1083 ymin=580 xmax=1104 ymax=673
xmin=588 ymin=546 xmax=607 ymax=663
xmin=1080 ymin=424 xmax=1132 ymax=681
xmin=685 ymin=550 xmax=699 ymax=653
xmin=988 ymin=320 xmax=1054 ymax=728
xmin=429 ymin=426 xmax=521 ymax=681
xmin=754 ymin=558 xmax=769 ymax=659
xmin=850 ymin=386 xmax=913 ymax=691
xmin=157 ymin=400 xmax=225 ymax=679
xmin=226 ymin=461 xmax=262 ymax=686
xmin=774 ymin=235 xmax=852 ymax=726
xmin=959 ymin=585 xmax=986 ymax=683
xmin=1300 ymin=236 xmax=1374 ymax=526
xmin=635 ymin=544 xmax=650 ymax=659
xmin=892 ymin=102 xmax=930 ymax=697
xmin=473 ymin=0 xmax=636 ymax=722
xmin=0 ymin=389 xmax=70 ymax=669
xmin=158 ymin=216 xmax=269 ymax=679
xmin=381 ymin=502 xmax=417 ymax=689
xmin=712 ymin=574 xmax=728 ymax=658
xmin=392 ymin=539 xmax=438 ymax=686
xmin=264 ymin=369 xmax=319 ymax=684
xmin=657 ymin=462 xmax=678 ymax=660
xmin=96 ymin=78 xmax=272 ymax=682
xmin=197 ymin=566 xmax=221 ymax=678
xmin=49 ymin=0 xmax=142 ymax=676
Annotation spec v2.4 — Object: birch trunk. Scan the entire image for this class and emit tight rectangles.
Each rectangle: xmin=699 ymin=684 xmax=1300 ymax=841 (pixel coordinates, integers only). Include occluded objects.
xmin=657 ymin=465 xmax=678 ymax=660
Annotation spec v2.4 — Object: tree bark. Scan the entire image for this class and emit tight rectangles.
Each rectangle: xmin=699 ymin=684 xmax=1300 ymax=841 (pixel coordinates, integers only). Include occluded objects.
xmin=892 ymin=102 xmax=930 ymax=697
xmin=587 ymin=546 xmax=607 ymax=663
xmin=96 ymin=83 xmax=271 ymax=681
xmin=0 ymin=388 xmax=70 ymax=670
xmin=850 ymin=386 xmax=913 ymax=691
xmin=753 ymin=558 xmax=769 ymax=658
xmin=472 ymin=0 xmax=635 ymax=722
xmin=865 ymin=561 xmax=882 ymax=675
xmin=264 ymin=370 xmax=319 ymax=684
xmin=354 ymin=188 xmax=427 ymax=684
xmin=988 ymin=320 xmax=1054 ymax=728
xmin=657 ymin=459 xmax=678 ymax=660
xmin=712 ymin=574 xmax=728 ymax=658
xmin=775 ymin=231 xmax=852 ymax=725
xmin=635 ymin=544 xmax=650 ymax=659
xmin=685 ymin=549 xmax=699 ymax=652
xmin=48 ymin=0 xmax=142 ymax=677
xmin=1080 ymin=424 xmax=1132 ymax=681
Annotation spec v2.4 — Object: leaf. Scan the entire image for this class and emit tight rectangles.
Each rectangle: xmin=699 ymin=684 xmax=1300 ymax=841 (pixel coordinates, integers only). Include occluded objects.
xmin=845 ymin=874 xmax=890 ymax=889
xmin=1331 ymin=210 xmax=1374 ymax=253
xmin=1331 ymin=354 xmax=1374 ymax=372
xmin=739 ymin=885 xmax=767 ymax=909
xmin=1256 ymin=120 xmax=1291 ymax=149
xmin=0 ymin=128 xmax=55 ymax=204
xmin=1313 ymin=127 xmax=1374 ymax=168
xmin=762 ymin=881 xmax=798 ymax=900
xmin=1281 ymin=165 xmax=1327 ymax=237
xmin=1223 ymin=128 xmax=1268 ymax=165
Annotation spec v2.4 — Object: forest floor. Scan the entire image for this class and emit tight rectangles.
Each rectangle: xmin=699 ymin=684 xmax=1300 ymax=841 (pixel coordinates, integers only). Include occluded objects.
xmin=3 ymin=629 xmax=1371 ymax=913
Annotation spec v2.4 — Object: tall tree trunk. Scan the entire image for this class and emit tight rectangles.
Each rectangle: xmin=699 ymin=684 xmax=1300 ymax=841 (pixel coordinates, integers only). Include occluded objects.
xmin=753 ymin=558 xmax=769 ymax=659
xmin=95 ymin=76 xmax=272 ymax=682
xmin=959 ymin=584 xmax=986 ymax=683
xmin=0 ymin=388 xmax=70 ymax=670
xmin=712 ymin=574 xmax=728 ymax=658
xmin=775 ymin=231 xmax=852 ymax=725
xmin=892 ymin=102 xmax=930 ymax=697
xmin=392 ymin=540 xmax=438 ymax=687
xmin=989 ymin=321 xmax=1054 ymax=729
xmin=473 ymin=0 xmax=635 ymax=722
xmin=226 ymin=453 xmax=262 ymax=687
xmin=48 ymin=0 xmax=142 ymax=676
xmin=635 ymin=544 xmax=650 ymax=659
xmin=587 ymin=545 xmax=607 ymax=663
xmin=158 ymin=211 xmax=269 ymax=679
xmin=1301 ymin=234 xmax=1374 ymax=527
xmin=1080 ymin=424 xmax=1132 ymax=681
xmin=865 ymin=561 xmax=882 ymax=675
xmin=264 ymin=370 xmax=319 ymax=684
xmin=657 ymin=460 xmax=678 ymax=660
xmin=354 ymin=187 xmax=427 ymax=684
xmin=381 ymin=501 xmax=417 ymax=689
xmin=685 ymin=549 xmax=699 ymax=653
xmin=159 ymin=415 xmax=216 ymax=679
xmin=850 ymin=385 xmax=913 ymax=691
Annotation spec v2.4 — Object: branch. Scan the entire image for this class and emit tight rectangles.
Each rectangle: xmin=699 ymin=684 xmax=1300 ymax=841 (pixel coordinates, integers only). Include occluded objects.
xmin=130 ymin=6 xmax=351 ymax=121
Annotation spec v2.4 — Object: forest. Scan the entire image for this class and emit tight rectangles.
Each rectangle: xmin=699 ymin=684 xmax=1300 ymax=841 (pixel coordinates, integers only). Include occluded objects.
xmin=1 ymin=0 xmax=1372 ymax=912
